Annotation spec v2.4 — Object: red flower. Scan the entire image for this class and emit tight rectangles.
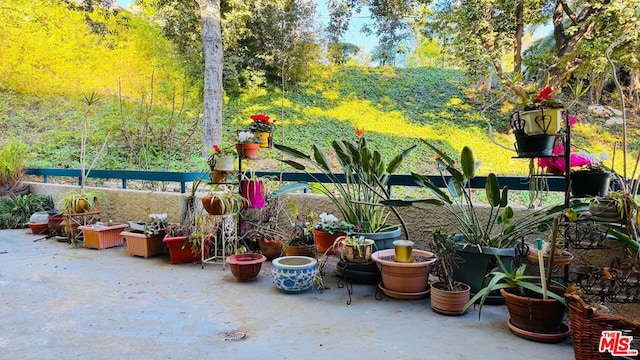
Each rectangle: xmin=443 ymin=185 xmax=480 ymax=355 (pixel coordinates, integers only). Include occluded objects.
xmin=250 ymin=114 xmax=271 ymax=124
xmin=535 ymin=86 xmax=553 ymax=101
xmin=213 ymin=145 xmax=221 ymax=154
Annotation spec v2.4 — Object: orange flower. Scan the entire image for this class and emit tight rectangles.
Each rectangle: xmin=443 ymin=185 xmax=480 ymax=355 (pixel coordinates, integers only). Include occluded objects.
xmin=355 ymin=127 xmax=365 ymax=138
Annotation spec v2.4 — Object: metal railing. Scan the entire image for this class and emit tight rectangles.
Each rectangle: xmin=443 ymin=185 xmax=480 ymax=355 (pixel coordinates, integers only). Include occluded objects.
xmin=25 ymin=168 xmax=568 ymax=194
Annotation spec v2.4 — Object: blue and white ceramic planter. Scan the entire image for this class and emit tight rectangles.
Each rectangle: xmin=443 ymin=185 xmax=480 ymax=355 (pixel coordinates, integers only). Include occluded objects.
xmin=271 ymin=256 xmax=317 ymax=293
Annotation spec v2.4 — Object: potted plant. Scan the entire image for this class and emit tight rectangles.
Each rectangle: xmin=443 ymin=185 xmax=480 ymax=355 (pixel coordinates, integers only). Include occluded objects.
xmin=60 ymin=190 xmax=107 ymax=246
xmin=428 ymin=230 xmax=471 ymax=316
xmin=79 ymin=220 xmax=129 ymax=250
xmin=61 ymin=190 xmax=106 ymax=214
xmin=462 ymin=259 xmax=569 ymax=341
xmin=201 ymin=185 xmax=249 ymax=216
xmin=510 ymin=86 xmax=566 ymax=158
xmin=525 ymin=219 xmax=574 ymax=267
xmin=312 ymin=212 xmax=354 ymax=255
xmin=535 ymin=127 xmax=612 ymax=198
xmin=240 ymin=170 xmax=266 ymax=209
xmin=275 ymin=127 xmax=419 ymax=250
xmin=283 ymin=208 xmax=315 ymax=257
xmin=248 ymin=113 xmax=275 ymax=148
xmin=517 ymin=86 xmax=565 ymax=136
xmin=236 ymin=131 xmax=261 ymax=159
xmin=120 ymin=213 xmax=169 ymax=258
xmin=384 ymin=144 xmax=559 ymax=295
xmin=371 ymin=247 xmax=437 ymax=299
xmin=338 ymin=235 xmax=375 ymax=263
xmin=207 ymin=144 xmax=236 ymax=182
xmin=162 ymin=214 xmax=213 ymax=265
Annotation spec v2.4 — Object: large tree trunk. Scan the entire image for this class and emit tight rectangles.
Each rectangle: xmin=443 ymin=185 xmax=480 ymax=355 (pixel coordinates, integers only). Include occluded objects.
xmin=513 ymin=0 xmax=524 ymax=75
xmin=197 ymin=0 xmax=223 ymax=157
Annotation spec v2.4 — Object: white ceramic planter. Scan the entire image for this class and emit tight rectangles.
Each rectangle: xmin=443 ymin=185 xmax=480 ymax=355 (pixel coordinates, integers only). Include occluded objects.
xmin=214 ymin=156 xmax=235 ymax=171
xmin=271 ymin=256 xmax=317 ymax=293
xmin=519 ymin=108 xmax=564 ymax=135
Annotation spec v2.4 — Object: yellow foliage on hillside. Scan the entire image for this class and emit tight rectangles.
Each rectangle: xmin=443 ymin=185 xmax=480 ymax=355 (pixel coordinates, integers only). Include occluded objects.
xmin=0 ymin=0 xmax=186 ymax=103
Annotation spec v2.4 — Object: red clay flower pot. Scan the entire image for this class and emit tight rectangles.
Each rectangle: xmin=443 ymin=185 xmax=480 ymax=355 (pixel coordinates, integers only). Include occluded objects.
xmin=226 ymin=253 xmax=267 ymax=281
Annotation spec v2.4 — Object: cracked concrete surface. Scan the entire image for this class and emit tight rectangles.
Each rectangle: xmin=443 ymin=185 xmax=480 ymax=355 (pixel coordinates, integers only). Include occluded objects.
xmin=0 ymin=229 xmax=575 ymax=359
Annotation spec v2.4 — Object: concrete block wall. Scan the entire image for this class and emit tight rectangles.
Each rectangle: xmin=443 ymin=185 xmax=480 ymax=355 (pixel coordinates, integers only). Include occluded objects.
xmin=27 ymin=182 xmax=530 ymax=250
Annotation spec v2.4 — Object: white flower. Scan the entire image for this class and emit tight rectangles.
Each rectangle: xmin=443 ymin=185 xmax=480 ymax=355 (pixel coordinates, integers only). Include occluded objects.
xmin=319 ymin=212 xmax=338 ymax=223
xmin=238 ymin=131 xmax=254 ymax=143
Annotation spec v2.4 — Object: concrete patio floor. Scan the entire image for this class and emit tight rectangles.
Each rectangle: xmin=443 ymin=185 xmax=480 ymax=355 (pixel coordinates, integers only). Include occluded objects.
xmin=0 ymin=229 xmax=576 ymax=360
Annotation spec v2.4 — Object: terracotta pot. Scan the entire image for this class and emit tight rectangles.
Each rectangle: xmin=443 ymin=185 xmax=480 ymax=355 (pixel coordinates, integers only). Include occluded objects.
xmin=501 ymin=286 xmax=566 ymax=334
xmin=526 ymin=245 xmax=573 ymax=266
xmin=79 ymin=223 xmax=128 ymax=250
xmin=48 ymin=214 xmax=64 ymax=235
xmin=430 ymin=281 xmax=471 ymax=316
xmin=285 ymin=244 xmax=315 ymax=257
xmin=226 ymin=253 xmax=267 ymax=281
xmin=121 ymin=230 xmax=167 ymax=258
xmin=163 ymin=236 xmax=207 ymax=264
xmin=27 ymin=222 xmax=49 ymax=235
xmin=209 ymin=171 xmax=228 ymax=183
xmin=312 ymin=229 xmax=344 ymax=255
xmin=258 ymin=238 xmax=283 ymax=260
xmin=371 ymin=249 xmax=437 ymax=294
xmin=201 ymin=197 xmax=224 ymax=215
xmin=236 ymin=143 xmax=260 ymax=159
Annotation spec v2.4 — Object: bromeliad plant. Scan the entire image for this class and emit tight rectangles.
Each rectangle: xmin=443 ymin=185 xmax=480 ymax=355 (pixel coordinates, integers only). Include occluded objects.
xmin=275 ymin=128 xmax=421 ymax=235
xmin=384 ymin=144 xmax=558 ymax=248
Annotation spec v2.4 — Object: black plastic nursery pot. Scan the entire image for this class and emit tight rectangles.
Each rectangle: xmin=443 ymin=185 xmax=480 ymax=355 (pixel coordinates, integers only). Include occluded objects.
xmin=570 ymin=170 xmax=611 ymax=197
xmin=514 ymin=133 xmax=556 ymax=158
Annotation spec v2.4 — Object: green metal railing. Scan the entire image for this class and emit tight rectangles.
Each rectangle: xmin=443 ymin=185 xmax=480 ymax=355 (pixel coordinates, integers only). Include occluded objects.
xmin=25 ymin=168 xmax=568 ymax=194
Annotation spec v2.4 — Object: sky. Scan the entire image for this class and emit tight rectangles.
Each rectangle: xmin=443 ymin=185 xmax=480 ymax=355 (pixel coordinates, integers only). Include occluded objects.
xmin=115 ymin=0 xmax=378 ymax=53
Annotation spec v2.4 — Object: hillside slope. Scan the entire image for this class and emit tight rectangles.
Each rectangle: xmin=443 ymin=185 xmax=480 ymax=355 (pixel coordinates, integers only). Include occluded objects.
xmin=2 ymin=65 xmax=636 ymax=178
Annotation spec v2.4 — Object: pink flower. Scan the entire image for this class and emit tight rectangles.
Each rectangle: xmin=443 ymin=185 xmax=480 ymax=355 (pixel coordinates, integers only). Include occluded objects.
xmin=537 ymin=116 xmax=592 ymax=174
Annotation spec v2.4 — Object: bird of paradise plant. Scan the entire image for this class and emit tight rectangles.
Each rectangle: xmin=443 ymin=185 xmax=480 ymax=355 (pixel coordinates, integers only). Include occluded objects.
xmin=274 ymin=127 xmax=423 ymax=236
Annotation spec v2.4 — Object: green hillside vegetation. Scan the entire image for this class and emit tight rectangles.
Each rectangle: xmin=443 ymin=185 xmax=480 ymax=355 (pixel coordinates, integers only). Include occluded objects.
xmin=1 ymin=0 xmax=637 ymax=182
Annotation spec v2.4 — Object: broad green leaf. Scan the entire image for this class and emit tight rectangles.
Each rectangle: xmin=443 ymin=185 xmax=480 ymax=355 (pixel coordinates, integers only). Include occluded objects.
xmin=279 ymin=159 xmax=306 ymax=171
xmin=274 ymin=143 xmax=310 ymax=159
xmin=485 ymin=173 xmax=500 ymax=207
xmin=461 ymin=146 xmax=475 ymax=180
xmin=312 ymin=145 xmax=331 ymax=172
xmin=500 ymin=186 xmax=509 ymax=207
xmin=332 ymin=140 xmax=351 ymax=167
xmin=387 ymin=145 xmax=416 ymax=173
xmin=272 ymin=182 xmax=309 ymax=197
xmin=411 ymin=173 xmax=452 ymax=204
xmin=381 ymin=198 xmax=444 ymax=207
